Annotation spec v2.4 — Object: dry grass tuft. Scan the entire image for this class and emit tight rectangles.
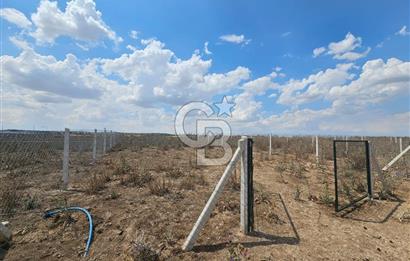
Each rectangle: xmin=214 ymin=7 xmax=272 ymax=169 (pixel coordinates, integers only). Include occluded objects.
xmin=83 ymin=172 xmax=108 ymax=194
xmin=123 ymin=167 xmax=153 ymax=187
xmin=148 ymin=178 xmax=171 ymax=196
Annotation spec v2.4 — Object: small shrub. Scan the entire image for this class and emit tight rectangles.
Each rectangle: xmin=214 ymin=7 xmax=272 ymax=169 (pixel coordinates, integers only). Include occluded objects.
xmin=113 ymin=156 xmax=131 ymax=176
xmin=347 ymin=152 xmax=366 ymax=170
xmin=84 ymin=173 xmax=106 ymax=194
xmin=131 ymin=233 xmax=159 ymax=261
xmin=148 ymin=178 xmax=171 ymax=196
xmin=166 ymin=167 xmax=184 ymax=179
xmin=109 ymin=191 xmax=120 ymax=200
xmin=227 ymin=244 xmax=249 ymax=261
xmin=22 ymin=194 xmax=40 ymax=210
xmin=293 ymin=186 xmax=302 ymax=201
xmin=319 ymin=183 xmax=334 ymax=206
xmin=179 ymin=175 xmax=196 ymax=190
xmin=266 ymin=210 xmax=286 ymax=225
xmin=124 ymin=167 xmax=152 ymax=187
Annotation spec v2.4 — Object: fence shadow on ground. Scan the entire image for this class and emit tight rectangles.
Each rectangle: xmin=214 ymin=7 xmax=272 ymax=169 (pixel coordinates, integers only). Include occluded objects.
xmin=0 ymin=245 xmax=8 ymax=260
xmin=339 ymin=195 xmax=404 ymax=223
xmin=193 ymin=193 xmax=299 ymax=253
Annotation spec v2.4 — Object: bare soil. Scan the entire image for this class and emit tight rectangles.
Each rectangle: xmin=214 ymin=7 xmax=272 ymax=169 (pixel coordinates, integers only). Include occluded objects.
xmin=1 ymin=144 xmax=409 ymax=260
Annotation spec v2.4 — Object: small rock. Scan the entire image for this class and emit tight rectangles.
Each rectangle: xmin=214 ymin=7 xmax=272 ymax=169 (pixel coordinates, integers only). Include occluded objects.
xmin=0 ymin=222 xmax=12 ymax=245
xmin=114 ymin=229 xmax=123 ymax=236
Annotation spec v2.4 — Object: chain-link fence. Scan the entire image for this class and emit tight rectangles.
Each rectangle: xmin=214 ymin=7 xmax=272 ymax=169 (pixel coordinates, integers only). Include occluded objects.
xmin=0 ymin=129 xmax=121 ymax=217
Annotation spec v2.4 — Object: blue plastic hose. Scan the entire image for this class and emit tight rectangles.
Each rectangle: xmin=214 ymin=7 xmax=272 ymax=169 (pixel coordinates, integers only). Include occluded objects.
xmin=43 ymin=207 xmax=93 ymax=257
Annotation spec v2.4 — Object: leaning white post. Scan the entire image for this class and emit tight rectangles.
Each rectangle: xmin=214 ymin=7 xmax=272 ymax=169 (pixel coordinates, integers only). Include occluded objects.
xmin=315 ymin=135 xmax=319 ymax=163
xmin=182 ymin=146 xmax=242 ymax=251
xmin=399 ymin=137 xmax=403 ymax=153
xmin=269 ymin=134 xmax=272 ymax=156
xmin=382 ymin=145 xmax=410 ymax=171
xmin=62 ymin=128 xmax=70 ymax=188
xmin=92 ymin=129 xmax=97 ymax=162
xmin=240 ymin=137 xmax=248 ymax=233
xmin=103 ymin=128 xmax=107 ymax=154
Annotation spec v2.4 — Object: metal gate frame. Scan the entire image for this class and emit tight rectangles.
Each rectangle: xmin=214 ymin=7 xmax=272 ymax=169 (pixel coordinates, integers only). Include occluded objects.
xmin=246 ymin=138 xmax=254 ymax=233
xmin=333 ymin=140 xmax=372 ymax=212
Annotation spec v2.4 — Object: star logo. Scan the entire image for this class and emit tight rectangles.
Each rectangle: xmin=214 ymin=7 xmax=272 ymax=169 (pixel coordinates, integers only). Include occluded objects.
xmin=214 ymin=96 xmax=235 ymax=117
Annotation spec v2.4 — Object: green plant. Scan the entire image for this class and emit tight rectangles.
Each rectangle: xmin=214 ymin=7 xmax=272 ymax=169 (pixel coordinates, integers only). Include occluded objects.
xmin=293 ymin=186 xmax=302 ymax=201
xmin=113 ymin=156 xmax=131 ymax=176
xmin=109 ymin=191 xmax=120 ymax=200
xmin=319 ymin=182 xmax=334 ymax=206
xmin=22 ymin=194 xmax=40 ymax=210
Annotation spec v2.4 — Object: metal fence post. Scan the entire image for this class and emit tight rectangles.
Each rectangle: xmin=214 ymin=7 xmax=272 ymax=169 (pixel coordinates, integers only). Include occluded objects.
xmin=92 ymin=129 xmax=97 ymax=162
xmin=62 ymin=128 xmax=70 ymax=188
xmin=365 ymin=141 xmax=373 ymax=200
xmin=240 ymin=136 xmax=254 ymax=234
xmin=103 ymin=128 xmax=107 ymax=154
xmin=269 ymin=134 xmax=272 ymax=157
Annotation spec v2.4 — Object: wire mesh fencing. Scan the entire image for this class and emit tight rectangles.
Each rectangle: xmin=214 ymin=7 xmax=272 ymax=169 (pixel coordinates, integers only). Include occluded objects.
xmin=0 ymin=129 xmax=121 ymax=217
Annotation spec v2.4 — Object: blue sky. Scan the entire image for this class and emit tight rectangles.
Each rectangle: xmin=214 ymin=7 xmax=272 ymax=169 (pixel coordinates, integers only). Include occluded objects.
xmin=1 ymin=0 xmax=409 ymax=135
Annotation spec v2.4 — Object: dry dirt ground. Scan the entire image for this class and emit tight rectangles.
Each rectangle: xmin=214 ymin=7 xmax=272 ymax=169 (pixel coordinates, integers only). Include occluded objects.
xmin=1 ymin=144 xmax=409 ymax=260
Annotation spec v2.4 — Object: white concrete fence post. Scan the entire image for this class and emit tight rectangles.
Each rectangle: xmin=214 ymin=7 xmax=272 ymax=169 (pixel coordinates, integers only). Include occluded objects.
xmin=382 ymin=145 xmax=410 ymax=171
xmin=315 ymin=135 xmax=319 ymax=163
xmin=92 ymin=129 xmax=97 ymax=162
xmin=269 ymin=134 xmax=272 ymax=157
xmin=110 ymin=130 xmax=113 ymax=150
xmin=345 ymin=136 xmax=348 ymax=154
xmin=62 ymin=128 xmax=70 ymax=188
xmin=182 ymin=136 xmax=253 ymax=251
xmin=103 ymin=128 xmax=107 ymax=154
xmin=399 ymin=137 xmax=403 ymax=153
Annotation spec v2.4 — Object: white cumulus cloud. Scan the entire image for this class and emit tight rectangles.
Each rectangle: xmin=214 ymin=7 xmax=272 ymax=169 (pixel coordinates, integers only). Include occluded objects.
xmin=0 ymin=8 xmax=32 ymax=29
xmin=313 ymin=32 xmax=370 ymax=61
xmin=30 ymin=0 xmax=122 ymax=45
xmin=100 ymin=39 xmax=250 ymax=106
